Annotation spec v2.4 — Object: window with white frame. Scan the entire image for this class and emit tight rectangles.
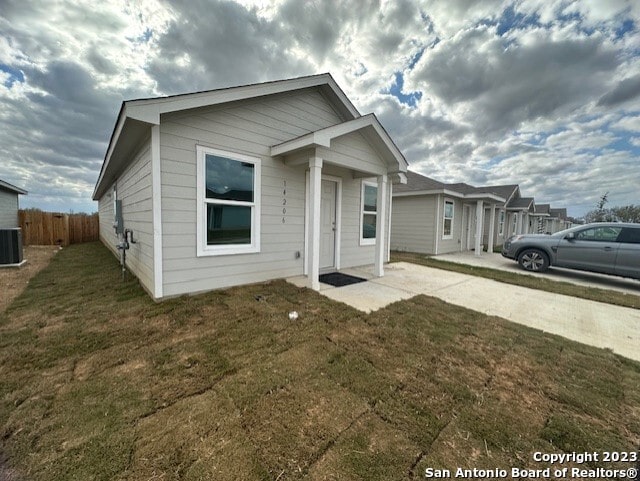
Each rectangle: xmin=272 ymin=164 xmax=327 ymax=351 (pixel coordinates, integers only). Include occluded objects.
xmin=196 ymin=146 xmax=261 ymax=256
xmin=360 ymin=180 xmax=377 ymax=245
xmin=512 ymin=213 xmax=518 ymax=234
xmin=498 ymin=210 xmax=505 ymax=236
xmin=443 ymin=199 xmax=454 ymax=239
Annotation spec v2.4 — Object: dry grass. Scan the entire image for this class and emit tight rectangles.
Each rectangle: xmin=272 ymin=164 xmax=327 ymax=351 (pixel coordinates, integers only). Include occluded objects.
xmin=0 ymin=246 xmax=60 ymax=312
xmin=0 ymin=242 xmax=638 ymax=480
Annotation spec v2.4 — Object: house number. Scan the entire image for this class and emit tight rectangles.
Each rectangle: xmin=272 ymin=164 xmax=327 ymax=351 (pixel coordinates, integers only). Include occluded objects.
xmin=282 ymin=180 xmax=287 ymax=223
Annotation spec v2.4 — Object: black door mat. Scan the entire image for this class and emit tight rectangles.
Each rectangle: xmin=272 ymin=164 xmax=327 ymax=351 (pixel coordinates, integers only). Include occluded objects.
xmin=319 ymin=272 xmax=367 ymax=287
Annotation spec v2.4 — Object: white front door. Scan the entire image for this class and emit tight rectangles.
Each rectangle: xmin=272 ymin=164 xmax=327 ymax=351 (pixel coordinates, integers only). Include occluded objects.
xmin=320 ymin=180 xmax=337 ymax=269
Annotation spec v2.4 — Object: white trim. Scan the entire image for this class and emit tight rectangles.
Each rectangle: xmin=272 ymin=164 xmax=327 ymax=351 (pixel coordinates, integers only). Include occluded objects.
xmin=359 ymin=179 xmax=378 ymax=246
xmin=322 ymin=174 xmax=342 ymax=270
xmin=387 ymin=181 xmax=393 ymax=262
xmin=435 ymin=194 xmax=441 ymax=254
xmin=151 ymin=125 xmax=164 ymax=299
xmin=498 ymin=209 xmax=505 ymax=236
xmin=442 ymin=198 xmax=454 ymax=240
xmin=308 ymin=157 xmax=323 ymax=290
xmin=304 ymin=171 xmax=309 ymax=276
xmin=474 ymin=200 xmax=484 ymax=256
xmin=196 ymin=145 xmax=261 ymax=257
xmin=374 ymin=174 xmax=387 ymax=277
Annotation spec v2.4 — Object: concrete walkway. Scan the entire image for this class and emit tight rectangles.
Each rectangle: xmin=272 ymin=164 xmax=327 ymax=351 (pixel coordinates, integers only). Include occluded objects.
xmin=288 ymin=262 xmax=640 ymax=362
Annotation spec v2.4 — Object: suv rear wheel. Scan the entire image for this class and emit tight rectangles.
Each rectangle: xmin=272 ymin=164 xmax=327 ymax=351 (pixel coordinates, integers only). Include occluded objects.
xmin=518 ymin=249 xmax=549 ymax=272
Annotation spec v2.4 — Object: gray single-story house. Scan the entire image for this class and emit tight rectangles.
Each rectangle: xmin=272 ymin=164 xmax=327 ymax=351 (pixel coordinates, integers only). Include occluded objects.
xmin=92 ymin=73 xmax=408 ymax=300
xmin=391 ymin=171 xmax=505 ymax=255
xmin=0 ymin=179 xmax=27 ymax=228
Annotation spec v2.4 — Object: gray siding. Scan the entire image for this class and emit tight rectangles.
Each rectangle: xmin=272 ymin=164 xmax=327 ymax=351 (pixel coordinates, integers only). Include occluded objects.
xmin=390 ymin=195 xmax=436 ymax=254
xmin=98 ymin=136 xmax=155 ymax=295
xmin=159 ymin=87 xmax=389 ymax=297
xmin=0 ymin=189 xmax=19 ymax=228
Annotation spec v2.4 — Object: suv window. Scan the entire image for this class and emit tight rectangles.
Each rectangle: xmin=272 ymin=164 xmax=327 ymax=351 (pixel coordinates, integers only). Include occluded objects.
xmin=574 ymin=226 xmax=622 ymax=242
xmin=616 ymin=227 xmax=640 ymax=244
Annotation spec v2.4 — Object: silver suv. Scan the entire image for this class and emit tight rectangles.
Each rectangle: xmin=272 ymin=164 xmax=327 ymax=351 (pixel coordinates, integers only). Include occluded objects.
xmin=501 ymin=222 xmax=640 ymax=279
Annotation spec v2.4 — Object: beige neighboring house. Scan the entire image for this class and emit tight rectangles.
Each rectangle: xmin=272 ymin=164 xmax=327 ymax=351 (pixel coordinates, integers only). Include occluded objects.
xmin=92 ymin=73 xmax=408 ymax=300
xmin=391 ymin=171 xmax=505 ymax=255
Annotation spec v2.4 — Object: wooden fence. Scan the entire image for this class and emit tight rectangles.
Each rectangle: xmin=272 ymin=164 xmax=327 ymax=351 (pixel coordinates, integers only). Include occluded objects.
xmin=18 ymin=210 xmax=99 ymax=246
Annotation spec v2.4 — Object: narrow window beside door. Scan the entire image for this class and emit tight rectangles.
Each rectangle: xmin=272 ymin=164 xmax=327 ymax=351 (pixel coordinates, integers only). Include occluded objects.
xmin=360 ymin=181 xmax=377 ymax=245
xmin=443 ymin=199 xmax=454 ymax=239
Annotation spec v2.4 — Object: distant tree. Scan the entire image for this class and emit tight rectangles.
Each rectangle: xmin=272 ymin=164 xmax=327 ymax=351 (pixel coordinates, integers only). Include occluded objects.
xmin=611 ymin=205 xmax=640 ymax=223
xmin=584 ymin=192 xmax=614 ymax=223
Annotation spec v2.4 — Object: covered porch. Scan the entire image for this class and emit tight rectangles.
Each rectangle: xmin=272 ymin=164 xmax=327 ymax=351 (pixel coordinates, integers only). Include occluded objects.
xmin=271 ymin=114 xmax=407 ymax=291
xmin=461 ymin=193 xmax=505 ymax=256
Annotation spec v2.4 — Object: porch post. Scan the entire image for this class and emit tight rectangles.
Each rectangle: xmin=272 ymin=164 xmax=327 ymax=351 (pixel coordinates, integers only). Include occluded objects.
xmin=374 ymin=174 xmax=387 ymax=277
xmin=308 ymin=156 xmax=322 ymax=290
xmin=487 ymin=204 xmax=496 ymax=253
xmin=474 ymin=200 xmax=484 ymax=256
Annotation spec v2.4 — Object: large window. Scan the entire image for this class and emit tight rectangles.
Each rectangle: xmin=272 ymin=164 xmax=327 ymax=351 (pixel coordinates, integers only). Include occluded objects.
xmin=443 ymin=199 xmax=454 ymax=239
xmin=196 ymin=146 xmax=260 ymax=256
xmin=360 ymin=181 xmax=377 ymax=245
xmin=498 ymin=210 xmax=505 ymax=236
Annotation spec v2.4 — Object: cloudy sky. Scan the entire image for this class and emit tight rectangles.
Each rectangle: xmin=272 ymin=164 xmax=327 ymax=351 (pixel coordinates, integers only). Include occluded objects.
xmin=1 ymin=0 xmax=639 ymax=217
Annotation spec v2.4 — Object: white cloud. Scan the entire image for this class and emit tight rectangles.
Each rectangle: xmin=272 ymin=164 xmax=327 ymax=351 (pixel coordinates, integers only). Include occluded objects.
xmin=0 ymin=0 xmax=638 ymax=216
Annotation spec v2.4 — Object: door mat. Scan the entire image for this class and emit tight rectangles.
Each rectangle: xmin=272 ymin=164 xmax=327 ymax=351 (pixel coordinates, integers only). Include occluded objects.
xmin=319 ymin=272 xmax=367 ymax=287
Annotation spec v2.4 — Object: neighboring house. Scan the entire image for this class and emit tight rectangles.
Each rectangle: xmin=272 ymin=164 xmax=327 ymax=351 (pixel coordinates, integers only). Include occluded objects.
xmin=92 ymin=74 xmax=408 ymax=300
xmin=0 ymin=179 xmax=27 ymax=228
xmin=531 ymin=203 xmax=551 ymax=233
xmin=391 ymin=171 xmax=505 ymax=255
xmin=549 ymin=207 xmax=572 ymax=232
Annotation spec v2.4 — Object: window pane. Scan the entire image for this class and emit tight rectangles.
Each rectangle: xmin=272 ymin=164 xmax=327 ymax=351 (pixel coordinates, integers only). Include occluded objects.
xmin=205 ymin=154 xmax=254 ymax=202
xmin=207 ymin=204 xmax=251 ymax=245
xmin=443 ymin=218 xmax=452 ymax=236
xmin=444 ymin=202 xmax=454 ymax=218
xmin=576 ymin=227 xmax=621 ymax=242
xmin=363 ymin=185 xmax=377 ymax=212
xmin=617 ymin=227 xmax=640 ymax=244
xmin=362 ymin=213 xmax=376 ymax=239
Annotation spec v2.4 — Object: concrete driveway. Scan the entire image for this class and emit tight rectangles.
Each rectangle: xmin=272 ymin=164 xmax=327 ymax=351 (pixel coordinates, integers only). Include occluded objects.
xmin=289 ymin=261 xmax=640 ymax=363
xmin=437 ymin=251 xmax=640 ymax=296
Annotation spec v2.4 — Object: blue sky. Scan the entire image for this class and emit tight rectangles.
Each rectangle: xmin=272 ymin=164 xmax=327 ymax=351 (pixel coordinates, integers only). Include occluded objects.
xmin=0 ymin=0 xmax=639 ymax=217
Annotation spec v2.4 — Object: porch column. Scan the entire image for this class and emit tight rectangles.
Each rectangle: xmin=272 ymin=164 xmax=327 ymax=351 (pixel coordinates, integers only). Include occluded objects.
xmin=474 ymin=200 xmax=484 ymax=256
xmin=374 ymin=174 xmax=388 ymax=277
xmin=487 ymin=204 xmax=496 ymax=253
xmin=308 ymin=156 xmax=322 ymax=290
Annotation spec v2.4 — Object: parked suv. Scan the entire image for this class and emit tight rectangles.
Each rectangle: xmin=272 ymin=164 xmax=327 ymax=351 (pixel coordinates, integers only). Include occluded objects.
xmin=501 ymin=222 xmax=640 ymax=280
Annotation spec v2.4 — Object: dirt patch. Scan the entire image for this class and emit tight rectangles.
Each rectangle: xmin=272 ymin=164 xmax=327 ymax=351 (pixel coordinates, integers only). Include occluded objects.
xmin=0 ymin=246 xmax=59 ymax=312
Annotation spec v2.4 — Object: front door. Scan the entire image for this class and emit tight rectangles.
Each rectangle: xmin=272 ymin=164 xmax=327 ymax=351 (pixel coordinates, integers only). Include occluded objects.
xmin=320 ymin=180 xmax=337 ymax=269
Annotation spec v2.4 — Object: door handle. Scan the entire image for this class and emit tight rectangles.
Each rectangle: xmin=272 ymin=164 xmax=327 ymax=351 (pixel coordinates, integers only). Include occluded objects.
xmin=603 ymin=246 xmax=612 ymax=251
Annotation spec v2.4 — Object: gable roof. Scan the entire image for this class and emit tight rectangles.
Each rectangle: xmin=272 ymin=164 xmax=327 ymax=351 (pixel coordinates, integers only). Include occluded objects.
xmin=549 ymin=207 xmax=567 ymax=219
xmin=93 ymin=73 xmax=362 ymax=200
xmin=0 ymin=179 xmax=27 ymax=195
xmin=394 ymin=171 xmax=505 ymax=202
xmin=507 ymin=196 xmax=534 ymax=210
xmin=271 ymin=113 xmax=407 ymax=174
xmin=478 ymin=184 xmax=519 ymax=204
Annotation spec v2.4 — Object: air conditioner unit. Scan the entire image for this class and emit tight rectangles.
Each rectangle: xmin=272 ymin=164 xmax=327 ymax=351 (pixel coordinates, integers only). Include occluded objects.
xmin=0 ymin=228 xmax=24 ymax=265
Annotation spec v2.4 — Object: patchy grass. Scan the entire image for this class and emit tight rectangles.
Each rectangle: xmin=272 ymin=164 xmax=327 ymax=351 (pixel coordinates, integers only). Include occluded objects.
xmin=0 ymin=242 xmax=638 ymax=480
xmin=392 ymin=250 xmax=640 ymax=310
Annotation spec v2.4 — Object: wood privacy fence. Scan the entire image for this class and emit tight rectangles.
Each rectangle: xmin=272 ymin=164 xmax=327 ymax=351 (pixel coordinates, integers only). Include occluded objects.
xmin=18 ymin=210 xmax=99 ymax=246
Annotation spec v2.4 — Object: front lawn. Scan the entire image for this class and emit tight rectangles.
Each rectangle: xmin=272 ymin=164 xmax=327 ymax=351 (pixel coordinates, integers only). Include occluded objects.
xmin=1 ymin=242 xmax=638 ymax=480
